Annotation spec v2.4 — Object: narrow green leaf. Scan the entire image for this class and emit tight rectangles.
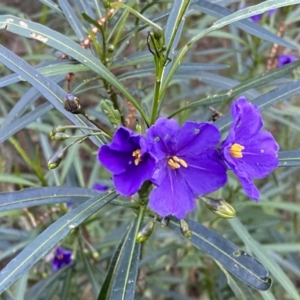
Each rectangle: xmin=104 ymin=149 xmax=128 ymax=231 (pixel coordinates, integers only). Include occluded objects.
xmin=0 ymin=191 xmax=117 ymax=293
xmin=0 ymin=103 xmax=52 ymax=144
xmin=0 ymin=187 xmax=104 ymax=212
xmin=80 ymin=248 xmax=100 ymax=297
xmin=168 ymin=218 xmax=271 ymax=291
xmin=57 ymin=0 xmax=86 ymax=40
xmin=278 ymin=150 xmax=300 ymax=167
xmin=98 ymin=209 xmax=142 ymax=300
xmin=229 ymin=218 xmax=300 ymax=300
xmin=215 ymin=261 xmax=255 ymax=300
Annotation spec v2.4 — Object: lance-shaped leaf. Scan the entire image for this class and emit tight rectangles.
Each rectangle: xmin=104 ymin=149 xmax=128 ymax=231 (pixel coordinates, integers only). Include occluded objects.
xmin=98 ymin=215 xmax=142 ymax=300
xmin=229 ymin=218 xmax=300 ymax=300
xmin=0 ymin=191 xmax=117 ymax=293
xmin=278 ymin=150 xmax=300 ymax=167
xmin=168 ymin=218 xmax=271 ymax=291
xmin=0 ymin=187 xmax=105 ymax=212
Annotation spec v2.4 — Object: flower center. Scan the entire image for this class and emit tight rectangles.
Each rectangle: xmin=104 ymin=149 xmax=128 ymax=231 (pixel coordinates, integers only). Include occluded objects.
xmin=230 ymin=143 xmax=245 ymax=158
xmin=57 ymin=254 xmax=64 ymax=260
xmin=168 ymin=156 xmax=188 ymax=169
xmin=132 ymin=149 xmax=142 ymax=165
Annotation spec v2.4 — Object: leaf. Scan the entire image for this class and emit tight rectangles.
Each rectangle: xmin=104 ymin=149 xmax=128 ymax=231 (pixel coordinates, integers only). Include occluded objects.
xmin=192 ymin=0 xmax=295 ymax=49
xmin=229 ymin=218 xmax=300 ymax=300
xmin=215 ymin=261 xmax=255 ymax=300
xmin=0 ymin=15 xmax=148 ymax=125
xmin=98 ymin=212 xmax=142 ymax=300
xmin=168 ymin=218 xmax=271 ymax=291
xmin=0 ymin=191 xmax=117 ymax=293
xmin=0 ymin=187 xmax=104 ymax=212
xmin=0 ymin=44 xmax=104 ymax=147
xmin=278 ymin=150 xmax=300 ymax=167
xmin=0 ymin=103 xmax=53 ymax=144
xmin=1 ymin=76 xmax=65 ymax=127
xmin=57 ymin=0 xmax=86 ymax=41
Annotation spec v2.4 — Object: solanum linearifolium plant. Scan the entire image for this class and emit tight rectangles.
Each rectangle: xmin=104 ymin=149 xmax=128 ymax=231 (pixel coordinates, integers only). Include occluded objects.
xmin=1 ymin=0 xmax=300 ymax=299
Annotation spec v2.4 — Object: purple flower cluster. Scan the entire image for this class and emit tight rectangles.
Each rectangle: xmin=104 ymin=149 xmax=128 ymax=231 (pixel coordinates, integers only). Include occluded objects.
xmin=98 ymin=97 xmax=279 ymax=218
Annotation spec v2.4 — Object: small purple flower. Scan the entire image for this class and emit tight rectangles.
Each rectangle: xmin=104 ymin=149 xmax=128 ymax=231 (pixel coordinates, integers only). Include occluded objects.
xmin=93 ymin=182 xmax=109 ymax=192
xmin=146 ymin=118 xmax=227 ymax=219
xmin=251 ymin=13 xmax=262 ymax=23
xmin=221 ymin=97 xmax=279 ymax=201
xmin=98 ymin=127 xmax=156 ymax=196
xmin=278 ymin=54 xmax=297 ymax=68
xmin=52 ymin=246 xmax=72 ymax=271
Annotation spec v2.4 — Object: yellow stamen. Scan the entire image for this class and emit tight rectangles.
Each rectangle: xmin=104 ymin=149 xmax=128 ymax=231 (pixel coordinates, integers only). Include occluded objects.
xmin=230 ymin=143 xmax=245 ymax=158
xmin=132 ymin=149 xmax=142 ymax=166
xmin=168 ymin=156 xmax=188 ymax=169
xmin=172 ymin=156 xmax=188 ymax=168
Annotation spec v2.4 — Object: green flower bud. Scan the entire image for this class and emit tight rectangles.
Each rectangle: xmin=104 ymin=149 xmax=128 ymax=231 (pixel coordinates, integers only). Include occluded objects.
xmin=108 ymin=44 xmax=115 ymax=53
xmin=50 ymin=132 xmax=70 ymax=141
xmin=201 ymin=197 xmax=236 ymax=219
xmin=48 ymin=150 xmax=66 ymax=169
xmin=64 ymin=94 xmax=82 ymax=114
xmin=92 ymin=252 xmax=99 ymax=259
xmin=135 ymin=124 xmax=142 ymax=134
xmin=152 ymin=29 xmax=163 ymax=41
xmin=180 ymin=219 xmax=192 ymax=239
xmin=136 ymin=219 xmax=156 ymax=243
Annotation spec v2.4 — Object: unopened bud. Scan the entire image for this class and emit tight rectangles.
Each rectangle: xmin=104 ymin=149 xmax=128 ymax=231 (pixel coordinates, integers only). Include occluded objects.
xmin=108 ymin=44 xmax=115 ymax=53
xmin=135 ymin=124 xmax=142 ymax=134
xmin=180 ymin=219 xmax=192 ymax=239
xmin=152 ymin=29 xmax=163 ymax=41
xmin=92 ymin=252 xmax=99 ymax=259
xmin=48 ymin=150 xmax=66 ymax=169
xmin=136 ymin=219 xmax=156 ymax=243
xmin=160 ymin=216 xmax=170 ymax=227
xmin=50 ymin=132 xmax=70 ymax=141
xmin=64 ymin=94 xmax=82 ymax=114
xmin=201 ymin=197 xmax=236 ymax=219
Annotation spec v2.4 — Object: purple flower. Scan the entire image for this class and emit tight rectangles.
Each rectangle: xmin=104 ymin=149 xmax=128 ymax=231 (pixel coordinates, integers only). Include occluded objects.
xmin=98 ymin=127 xmax=156 ymax=196
xmin=93 ymin=182 xmax=109 ymax=192
xmin=221 ymin=97 xmax=279 ymax=201
xmin=278 ymin=54 xmax=297 ymax=68
xmin=146 ymin=118 xmax=227 ymax=219
xmin=52 ymin=246 xmax=72 ymax=271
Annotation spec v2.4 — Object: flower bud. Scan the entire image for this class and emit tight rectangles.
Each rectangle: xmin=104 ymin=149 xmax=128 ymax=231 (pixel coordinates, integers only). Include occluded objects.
xmin=136 ymin=219 xmax=156 ymax=243
xmin=108 ymin=44 xmax=115 ymax=53
xmin=92 ymin=252 xmax=99 ymax=259
xmin=160 ymin=216 xmax=170 ymax=227
xmin=64 ymin=94 xmax=82 ymax=114
xmin=135 ymin=124 xmax=142 ymax=134
xmin=50 ymin=132 xmax=70 ymax=141
xmin=201 ymin=197 xmax=236 ymax=219
xmin=48 ymin=150 xmax=66 ymax=169
xmin=180 ymin=219 xmax=192 ymax=239
xmin=152 ymin=29 xmax=163 ymax=41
